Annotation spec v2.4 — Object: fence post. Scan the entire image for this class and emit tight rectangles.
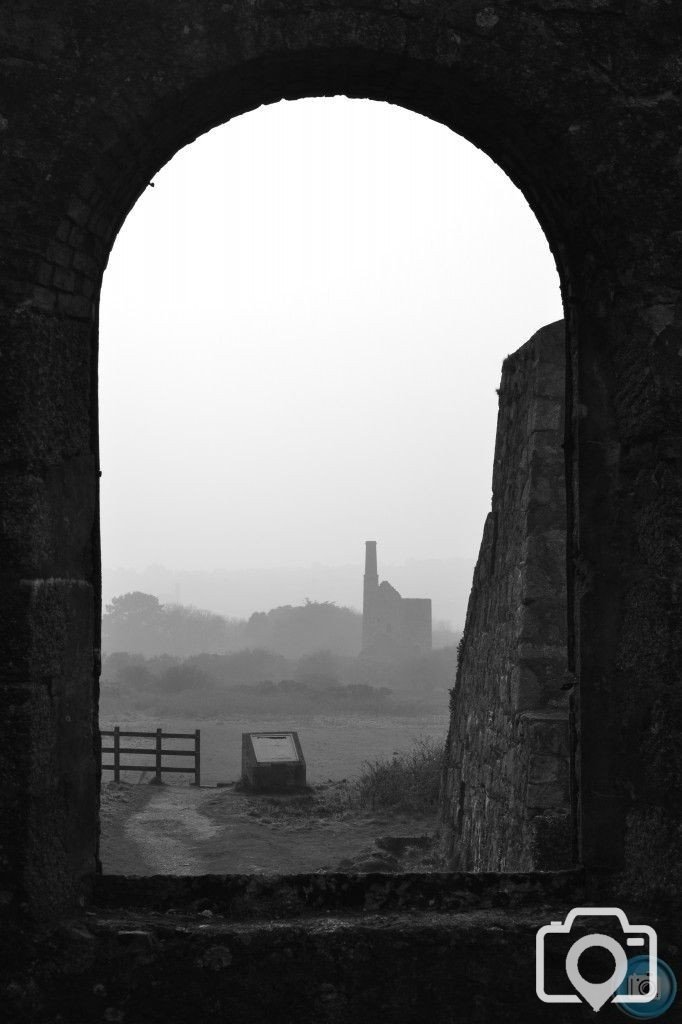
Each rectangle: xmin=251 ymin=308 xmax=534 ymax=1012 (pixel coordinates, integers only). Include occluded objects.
xmin=114 ymin=726 xmax=120 ymax=783
xmin=155 ymin=727 xmax=163 ymax=784
xmin=194 ymin=729 xmax=201 ymax=787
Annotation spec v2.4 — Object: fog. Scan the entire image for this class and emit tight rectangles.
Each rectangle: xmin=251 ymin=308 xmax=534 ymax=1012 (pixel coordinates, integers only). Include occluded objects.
xmin=100 ymin=97 xmax=562 ymax=620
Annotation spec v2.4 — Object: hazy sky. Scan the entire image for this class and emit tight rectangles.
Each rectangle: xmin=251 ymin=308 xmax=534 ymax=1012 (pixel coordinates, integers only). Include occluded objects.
xmin=100 ymin=97 xmax=562 ymax=573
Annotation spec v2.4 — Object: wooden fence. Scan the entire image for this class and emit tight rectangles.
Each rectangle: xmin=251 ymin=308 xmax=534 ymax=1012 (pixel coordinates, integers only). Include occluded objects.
xmin=101 ymin=727 xmax=201 ymax=786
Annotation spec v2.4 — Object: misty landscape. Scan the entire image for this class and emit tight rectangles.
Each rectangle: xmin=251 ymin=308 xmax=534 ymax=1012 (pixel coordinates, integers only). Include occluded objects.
xmin=97 ymin=97 xmax=562 ymax=877
xmin=101 ymin=591 xmax=460 ymax=710
xmin=99 ymin=569 xmax=461 ymax=873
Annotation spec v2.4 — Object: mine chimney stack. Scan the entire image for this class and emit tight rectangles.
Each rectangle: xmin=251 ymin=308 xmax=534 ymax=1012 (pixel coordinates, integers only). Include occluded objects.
xmin=364 ymin=540 xmax=378 ymax=580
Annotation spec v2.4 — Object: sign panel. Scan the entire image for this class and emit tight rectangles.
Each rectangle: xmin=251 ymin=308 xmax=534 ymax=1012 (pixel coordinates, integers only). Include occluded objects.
xmin=252 ymin=733 xmax=298 ymax=763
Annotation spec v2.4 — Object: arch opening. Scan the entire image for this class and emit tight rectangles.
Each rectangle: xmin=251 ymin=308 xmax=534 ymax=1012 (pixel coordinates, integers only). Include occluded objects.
xmin=97 ymin=95 xmax=569 ymax=876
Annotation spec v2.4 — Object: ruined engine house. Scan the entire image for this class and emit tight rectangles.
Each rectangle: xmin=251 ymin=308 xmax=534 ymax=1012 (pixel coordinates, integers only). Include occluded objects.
xmin=361 ymin=541 xmax=432 ymax=660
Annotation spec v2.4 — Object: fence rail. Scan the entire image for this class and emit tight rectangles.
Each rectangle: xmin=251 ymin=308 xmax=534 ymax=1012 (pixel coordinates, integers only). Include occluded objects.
xmin=101 ymin=727 xmax=201 ymax=786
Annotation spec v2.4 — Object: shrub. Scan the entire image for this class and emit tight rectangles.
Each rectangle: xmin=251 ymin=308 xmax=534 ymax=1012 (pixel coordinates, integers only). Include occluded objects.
xmin=351 ymin=736 xmax=445 ymax=814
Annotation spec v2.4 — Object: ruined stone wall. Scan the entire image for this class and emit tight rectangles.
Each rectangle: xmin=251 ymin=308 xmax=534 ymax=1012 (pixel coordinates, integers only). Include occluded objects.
xmin=400 ymin=599 xmax=432 ymax=654
xmin=441 ymin=321 xmax=572 ymax=871
xmin=1 ymin=0 xmax=681 ymax=930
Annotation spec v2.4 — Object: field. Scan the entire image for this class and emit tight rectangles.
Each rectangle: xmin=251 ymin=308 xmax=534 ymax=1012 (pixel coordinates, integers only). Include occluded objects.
xmin=99 ymin=709 xmax=450 ymax=787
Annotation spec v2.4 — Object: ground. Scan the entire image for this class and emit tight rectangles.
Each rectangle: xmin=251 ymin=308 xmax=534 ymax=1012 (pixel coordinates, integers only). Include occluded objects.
xmin=100 ymin=780 xmax=439 ymax=874
xmin=99 ymin=711 xmax=447 ymax=874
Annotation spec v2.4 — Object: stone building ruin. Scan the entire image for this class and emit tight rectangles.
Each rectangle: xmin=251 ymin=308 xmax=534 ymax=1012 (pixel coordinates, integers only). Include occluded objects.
xmin=442 ymin=321 xmax=572 ymax=873
xmin=361 ymin=541 xmax=432 ymax=660
xmin=1 ymin=2 xmax=681 ymax=1021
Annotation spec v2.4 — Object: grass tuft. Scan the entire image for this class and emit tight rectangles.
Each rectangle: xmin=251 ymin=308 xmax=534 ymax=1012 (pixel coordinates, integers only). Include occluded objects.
xmin=348 ymin=736 xmax=445 ymax=814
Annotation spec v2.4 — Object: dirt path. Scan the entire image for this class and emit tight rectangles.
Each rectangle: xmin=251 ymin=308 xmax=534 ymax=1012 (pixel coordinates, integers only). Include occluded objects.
xmin=123 ymin=786 xmax=220 ymax=873
xmin=100 ymin=781 xmax=438 ymax=875
xmin=101 ymin=783 xmax=222 ymax=874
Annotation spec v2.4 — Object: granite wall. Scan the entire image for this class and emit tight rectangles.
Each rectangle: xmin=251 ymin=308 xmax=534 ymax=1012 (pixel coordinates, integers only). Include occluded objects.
xmin=441 ymin=321 xmax=572 ymax=871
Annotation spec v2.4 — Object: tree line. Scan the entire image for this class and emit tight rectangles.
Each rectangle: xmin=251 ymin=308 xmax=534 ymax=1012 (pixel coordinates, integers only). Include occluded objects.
xmin=102 ymin=592 xmax=362 ymax=659
xmin=100 ymin=591 xmax=461 ymax=717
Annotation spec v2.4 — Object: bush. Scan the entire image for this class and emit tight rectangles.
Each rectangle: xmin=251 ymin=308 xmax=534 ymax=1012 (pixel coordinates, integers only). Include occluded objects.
xmin=160 ymin=663 xmax=213 ymax=694
xmin=351 ymin=736 xmax=445 ymax=814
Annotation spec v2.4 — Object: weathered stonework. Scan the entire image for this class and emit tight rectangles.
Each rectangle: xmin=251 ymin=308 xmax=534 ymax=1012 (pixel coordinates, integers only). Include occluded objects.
xmin=442 ymin=322 xmax=572 ymax=872
xmin=1 ymin=1 xmax=682 ymax=1019
xmin=2 ymin=872 xmax=681 ymax=1024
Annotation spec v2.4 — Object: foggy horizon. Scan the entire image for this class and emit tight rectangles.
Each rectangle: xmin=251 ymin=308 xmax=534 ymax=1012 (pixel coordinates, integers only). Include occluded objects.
xmin=102 ymin=551 xmax=477 ymax=629
xmin=103 ymin=548 xmax=474 ymax=573
xmin=100 ymin=96 xmax=562 ymax=584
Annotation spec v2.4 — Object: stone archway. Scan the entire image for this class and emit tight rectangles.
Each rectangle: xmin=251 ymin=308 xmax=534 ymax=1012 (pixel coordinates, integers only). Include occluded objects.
xmin=2 ymin=1 xmax=681 ymax=919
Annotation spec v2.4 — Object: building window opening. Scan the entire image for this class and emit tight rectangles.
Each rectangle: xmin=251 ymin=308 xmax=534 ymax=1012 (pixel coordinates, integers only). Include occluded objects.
xmin=98 ymin=97 xmax=564 ymax=876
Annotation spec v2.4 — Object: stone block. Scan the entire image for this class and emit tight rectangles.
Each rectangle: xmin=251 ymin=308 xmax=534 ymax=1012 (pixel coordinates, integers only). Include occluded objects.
xmin=511 ymin=664 xmax=543 ymax=710
xmin=528 ymin=754 xmax=563 ymax=785
xmin=0 ymin=310 xmax=93 ymax=464
xmin=0 ymin=456 xmax=97 ymax=578
xmin=525 ymin=781 xmax=567 ymax=810
xmin=57 ymin=292 xmax=93 ymax=319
